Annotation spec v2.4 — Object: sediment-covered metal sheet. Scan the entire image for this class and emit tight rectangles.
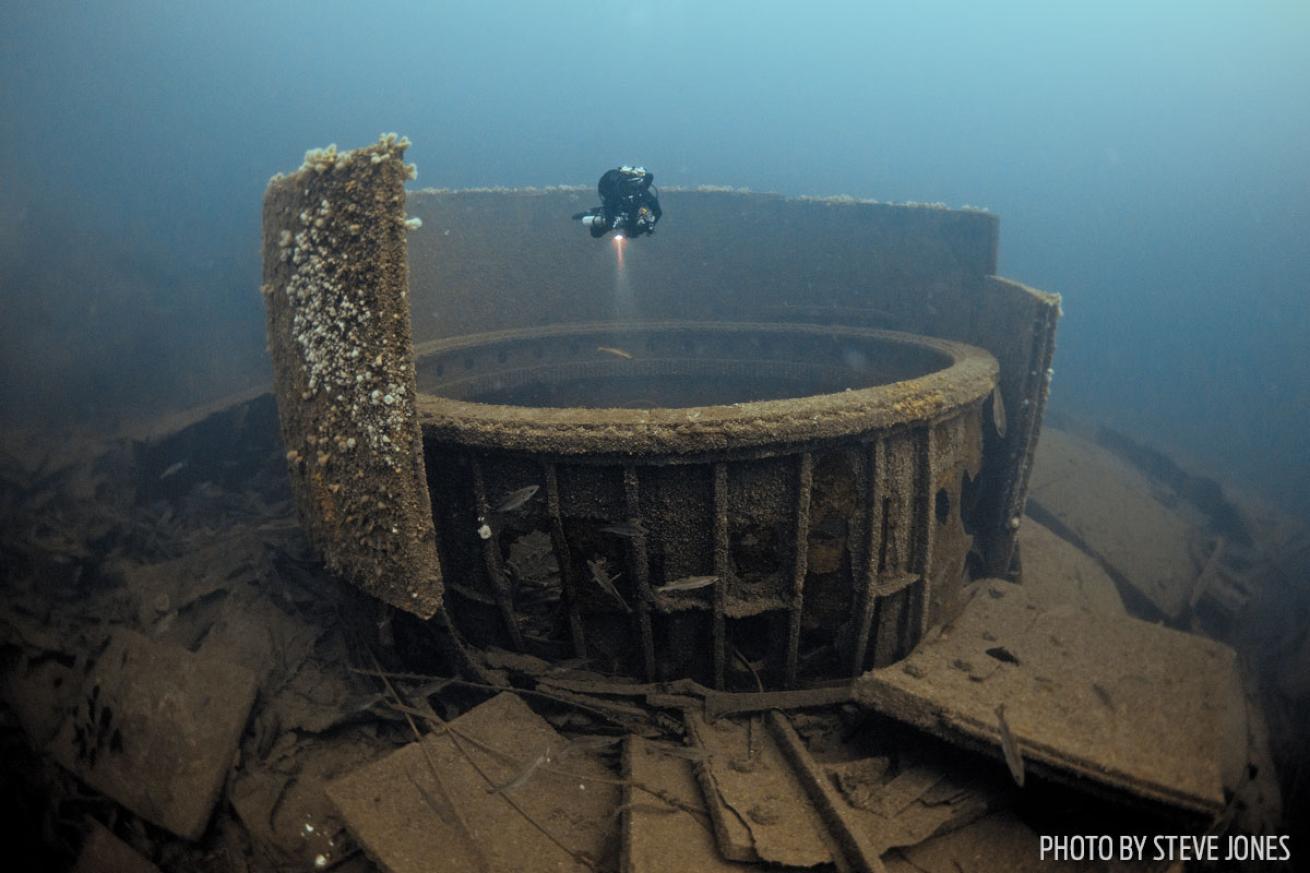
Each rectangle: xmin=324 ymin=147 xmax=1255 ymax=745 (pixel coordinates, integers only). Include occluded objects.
xmin=48 ymin=630 xmax=258 ymax=840
xmin=260 ymin=135 xmax=442 ymax=617
xmin=854 ymin=579 xmax=1247 ymax=816
xmin=327 ymin=692 xmax=617 ymax=873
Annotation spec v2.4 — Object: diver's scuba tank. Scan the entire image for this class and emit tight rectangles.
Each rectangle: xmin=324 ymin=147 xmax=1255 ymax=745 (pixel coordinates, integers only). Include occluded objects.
xmin=580 ymin=211 xmax=611 ymax=238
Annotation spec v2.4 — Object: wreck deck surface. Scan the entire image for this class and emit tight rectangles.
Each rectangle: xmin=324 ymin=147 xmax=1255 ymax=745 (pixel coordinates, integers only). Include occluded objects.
xmin=0 ymin=412 xmax=1297 ymax=870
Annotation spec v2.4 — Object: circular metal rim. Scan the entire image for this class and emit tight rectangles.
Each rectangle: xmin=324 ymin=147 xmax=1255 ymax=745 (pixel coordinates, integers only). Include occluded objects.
xmin=414 ymin=321 xmax=998 ymax=455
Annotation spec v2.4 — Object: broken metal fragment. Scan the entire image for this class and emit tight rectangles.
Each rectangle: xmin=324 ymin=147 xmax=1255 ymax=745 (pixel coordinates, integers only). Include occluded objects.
xmin=993 ymin=704 xmax=1025 ymax=787
xmin=622 ymin=736 xmax=738 ymax=873
xmin=702 ymin=683 xmax=854 ymax=721
xmin=855 ymin=580 xmax=1248 ymax=816
xmin=48 ymin=630 xmax=258 ymax=840
xmin=768 ymin=712 xmax=888 ymax=873
xmin=328 ymin=692 xmax=618 ymax=873
xmin=684 ymin=711 xmax=834 ymax=867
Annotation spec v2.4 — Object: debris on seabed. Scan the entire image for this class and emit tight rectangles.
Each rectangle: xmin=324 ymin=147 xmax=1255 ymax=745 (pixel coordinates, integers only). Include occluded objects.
xmin=994 ymin=704 xmax=1026 ymax=788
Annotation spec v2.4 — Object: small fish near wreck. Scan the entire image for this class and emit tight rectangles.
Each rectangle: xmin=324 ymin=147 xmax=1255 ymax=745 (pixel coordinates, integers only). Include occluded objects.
xmin=488 ymin=745 xmax=551 ymax=796
xmin=158 ymin=460 xmax=188 ymax=480
xmin=653 ymin=575 xmax=719 ymax=595
xmin=493 ymin=485 xmax=539 ymax=514
xmin=596 ymin=345 xmax=634 ymax=360
xmin=587 ymin=558 xmax=631 ymax=613
xmin=600 ymin=519 xmax=647 ymax=539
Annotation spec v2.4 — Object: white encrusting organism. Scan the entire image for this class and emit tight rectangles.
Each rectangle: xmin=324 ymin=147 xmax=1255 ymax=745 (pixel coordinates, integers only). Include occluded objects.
xmin=276 ymin=133 xmax=417 ymax=468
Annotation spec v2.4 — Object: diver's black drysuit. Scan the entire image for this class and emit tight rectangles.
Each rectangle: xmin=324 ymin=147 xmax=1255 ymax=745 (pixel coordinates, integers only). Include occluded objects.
xmin=573 ymin=167 xmax=662 ymax=238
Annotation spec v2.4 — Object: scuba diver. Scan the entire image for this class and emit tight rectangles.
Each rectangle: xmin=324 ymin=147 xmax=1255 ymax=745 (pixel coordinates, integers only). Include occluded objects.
xmin=572 ymin=166 xmax=662 ymax=239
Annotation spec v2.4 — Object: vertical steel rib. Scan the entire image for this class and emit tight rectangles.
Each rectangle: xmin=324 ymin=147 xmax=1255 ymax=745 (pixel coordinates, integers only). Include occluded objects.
xmin=849 ymin=440 xmax=883 ymax=676
xmin=469 ymin=455 xmax=525 ymax=651
xmin=543 ymin=462 xmax=586 ymax=658
xmin=914 ymin=426 xmax=936 ymax=641
xmin=712 ymin=463 xmax=729 ymax=689
xmin=784 ymin=452 xmax=814 ymax=687
xmin=622 ymin=466 xmax=657 ymax=680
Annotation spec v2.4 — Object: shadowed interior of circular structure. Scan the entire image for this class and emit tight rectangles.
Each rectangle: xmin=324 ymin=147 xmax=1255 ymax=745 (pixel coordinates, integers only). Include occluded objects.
xmin=418 ymin=322 xmax=952 ymax=409
xmin=413 ymin=322 xmax=997 ymax=457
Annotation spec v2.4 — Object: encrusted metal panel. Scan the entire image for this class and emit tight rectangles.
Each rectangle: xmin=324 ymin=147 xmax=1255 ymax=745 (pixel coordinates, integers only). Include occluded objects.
xmin=923 ymin=412 xmax=986 ymax=627
xmin=260 ymin=135 xmax=442 ymax=617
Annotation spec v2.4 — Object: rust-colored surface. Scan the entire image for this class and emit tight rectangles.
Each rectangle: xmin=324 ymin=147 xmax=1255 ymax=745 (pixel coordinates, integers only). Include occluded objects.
xmin=256 ymin=173 xmax=1054 ymax=674
xmin=684 ymin=710 xmax=834 ymax=866
xmin=260 ymin=135 xmax=442 ymax=617
xmin=418 ymin=322 xmax=994 ymax=688
xmin=415 ymin=322 xmax=997 ymax=455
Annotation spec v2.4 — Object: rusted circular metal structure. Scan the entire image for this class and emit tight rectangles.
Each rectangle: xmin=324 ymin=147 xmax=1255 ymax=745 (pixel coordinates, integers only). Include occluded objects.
xmin=414 ymin=321 xmax=999 ymax=689
xmin=262 ymin=157 xmax=1059 ymax=692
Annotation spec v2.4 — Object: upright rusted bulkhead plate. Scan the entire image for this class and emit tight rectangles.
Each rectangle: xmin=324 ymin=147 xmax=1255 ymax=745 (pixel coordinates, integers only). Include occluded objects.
xmin=260 ymin=135 xmax=442 ymax=617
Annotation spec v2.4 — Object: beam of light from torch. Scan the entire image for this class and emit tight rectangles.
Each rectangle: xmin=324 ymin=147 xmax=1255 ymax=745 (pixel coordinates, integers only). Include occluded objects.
xmin=613 ymin=235 xmax=634 ymax=320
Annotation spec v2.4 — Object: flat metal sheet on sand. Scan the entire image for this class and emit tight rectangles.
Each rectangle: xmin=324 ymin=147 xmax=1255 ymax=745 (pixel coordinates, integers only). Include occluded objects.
xmin=855 ymin=580 xmax=1246 ymax=815
xmin=327 ymin=692 xmax=618 ymax=873
xmin=48 ymin=630 xmax=258 ymax=840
